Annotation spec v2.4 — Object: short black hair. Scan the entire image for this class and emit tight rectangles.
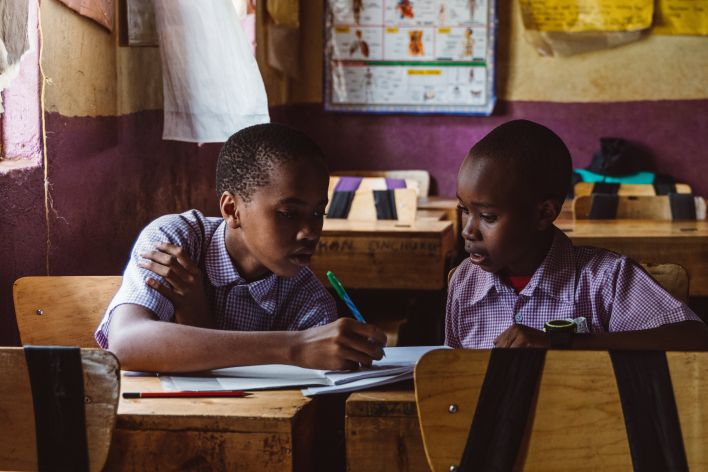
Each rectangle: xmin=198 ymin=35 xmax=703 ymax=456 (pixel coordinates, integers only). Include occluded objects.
xmin=468 ymin=119 xmax=572 ymax=203
xmin=216 ymin=123 xmax=327 ymax=201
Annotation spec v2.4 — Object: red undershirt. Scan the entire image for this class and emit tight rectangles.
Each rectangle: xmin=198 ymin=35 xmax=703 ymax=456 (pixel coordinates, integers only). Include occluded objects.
xmin=504 ymin=275 xmax=533 ymax=293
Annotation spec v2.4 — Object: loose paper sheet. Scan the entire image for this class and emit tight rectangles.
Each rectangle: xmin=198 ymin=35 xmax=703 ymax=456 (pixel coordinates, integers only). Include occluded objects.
xmin=519 ymin=0 xmax=653 ymax=32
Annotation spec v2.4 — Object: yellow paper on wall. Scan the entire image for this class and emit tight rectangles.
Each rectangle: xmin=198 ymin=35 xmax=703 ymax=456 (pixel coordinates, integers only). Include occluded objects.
xmin=519 ymin=0 xmax=653 ymax=32
xmin=654 ymin=0 xmax=708 ymax=35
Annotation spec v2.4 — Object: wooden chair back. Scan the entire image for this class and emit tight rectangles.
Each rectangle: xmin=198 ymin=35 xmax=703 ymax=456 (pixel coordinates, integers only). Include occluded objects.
xmin=641 ymin=263 xmax=689 ymax=303
xmin=0 ymin=347 xmax=120 ymax=471
xmin=415 ymin=349 xmax=708 ymax=471
xmin=333 ymin=170 xmax=431 ymax=198
xmin=574 ymin=182 xmax=692 ymax=198
xmin=574 ymin=195 xmax=706 ymax=220
xmin=14 ymin=276 xmax=122 ymax=347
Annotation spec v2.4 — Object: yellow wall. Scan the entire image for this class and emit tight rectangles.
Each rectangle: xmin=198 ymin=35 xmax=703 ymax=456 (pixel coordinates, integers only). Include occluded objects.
xmin=40 ymin=0 xmax=708 ymax=117
xmin=40 ymin=0 xmax=162 ymax=117
xmin=41 ymin=0 xmax=116 ymax=116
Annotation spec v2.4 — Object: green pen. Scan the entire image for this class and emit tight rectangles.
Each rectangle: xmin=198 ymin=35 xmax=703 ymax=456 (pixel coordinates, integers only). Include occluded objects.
xmin=326 ymin=271 xmax=367 ymax=323
xmin=327 ymin=271 xmax=386 ymax=358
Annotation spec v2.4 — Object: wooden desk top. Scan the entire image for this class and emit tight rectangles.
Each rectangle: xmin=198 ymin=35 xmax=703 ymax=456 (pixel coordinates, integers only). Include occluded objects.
xmin=417 ymin=197 xmax=458 ymax=210
xmin=416 ymin=209 xmax=447 ymax=221
xmin=555 ymin=219 xmax=708 ymax=238
xmin=118 ymin=375 xmax=311 ymax=433
xmin=556 ymin=219 xmax=708 ymax=296
xmin=322 ymin=219 xmax=453 ymax=236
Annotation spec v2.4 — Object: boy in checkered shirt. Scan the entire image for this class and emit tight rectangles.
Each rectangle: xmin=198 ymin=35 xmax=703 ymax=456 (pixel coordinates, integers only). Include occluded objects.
xmin=446 ymin=120 xmax=706 ymax=349
xmin=96 ymin=124 xmax=386 ymax=372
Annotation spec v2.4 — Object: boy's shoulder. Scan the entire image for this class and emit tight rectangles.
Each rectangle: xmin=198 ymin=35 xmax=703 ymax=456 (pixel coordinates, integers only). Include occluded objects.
xmin=570 ymin=242 xmax=632 ymax=277
xmin=449 ymin=230 xmax=635 ymax=295
xmin=144 ymin=210 xmax=223 ymax=240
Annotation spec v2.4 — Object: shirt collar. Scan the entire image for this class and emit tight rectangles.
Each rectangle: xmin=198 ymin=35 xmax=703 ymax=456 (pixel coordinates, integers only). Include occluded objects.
xmin=469 ymin=270 xmax=509 ymax=305
xmin=468 ymin=227 xmax=576 ymax=306
xmin=520 ymin=227 xmax=576 ymax=305
xmin=205 ymin=221 xmax=280 ymax=315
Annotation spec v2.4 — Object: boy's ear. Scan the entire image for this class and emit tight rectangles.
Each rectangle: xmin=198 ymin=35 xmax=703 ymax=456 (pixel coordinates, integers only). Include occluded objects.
xmin=536 ymin=199 xmax=561 ymax=231
xmin=219 ymin=191 xmax=243 ymax=229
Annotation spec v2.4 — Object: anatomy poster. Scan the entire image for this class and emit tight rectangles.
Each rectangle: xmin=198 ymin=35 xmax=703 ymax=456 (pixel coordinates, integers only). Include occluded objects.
xmin=325 ymin=0 xmax=496 ymax=115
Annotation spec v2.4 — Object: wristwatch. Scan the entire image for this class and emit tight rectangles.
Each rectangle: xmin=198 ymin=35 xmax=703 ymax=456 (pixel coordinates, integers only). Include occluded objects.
xmin=544 ymin=319 xmax=577 ymax=349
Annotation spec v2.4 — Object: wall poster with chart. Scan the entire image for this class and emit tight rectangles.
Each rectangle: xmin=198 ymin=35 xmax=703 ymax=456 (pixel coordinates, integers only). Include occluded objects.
xmin=324 ymin=0 xmax=497 ymax=115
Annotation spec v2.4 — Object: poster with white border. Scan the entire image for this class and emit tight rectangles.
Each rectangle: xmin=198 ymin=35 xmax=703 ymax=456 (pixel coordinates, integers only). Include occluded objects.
xmin=325 ymin=0 xmax=496 ymax=115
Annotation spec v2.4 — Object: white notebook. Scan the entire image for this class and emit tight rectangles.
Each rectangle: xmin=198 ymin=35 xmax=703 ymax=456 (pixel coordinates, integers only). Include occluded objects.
xmin=159 ymin=346 xmax=447 ymax=395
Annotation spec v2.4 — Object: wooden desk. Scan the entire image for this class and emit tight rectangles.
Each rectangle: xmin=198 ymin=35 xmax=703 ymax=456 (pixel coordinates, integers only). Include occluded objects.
xmin=346 ymin=387 xmax=428 ymax=472
xmin=418 ymin=197 xmax=459 ymax=236
xmin=311 ymin=219 xmax=456 ymax=290
xmin=104 ymin=375 xmax=342 ymax=471
xmin=556 ymin=219 xmax=708 ymax=296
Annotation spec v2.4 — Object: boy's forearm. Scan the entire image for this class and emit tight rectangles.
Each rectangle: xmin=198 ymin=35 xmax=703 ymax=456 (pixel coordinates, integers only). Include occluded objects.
xmin=109 ymin=310 xmax=301 ymax=372
xmin=571 ymin=321 xmax=708 ymax=351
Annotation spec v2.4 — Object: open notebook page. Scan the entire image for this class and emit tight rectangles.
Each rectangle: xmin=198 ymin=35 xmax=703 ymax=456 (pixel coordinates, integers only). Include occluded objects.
xmin=160 ymin=346 xmax=447 ymax=392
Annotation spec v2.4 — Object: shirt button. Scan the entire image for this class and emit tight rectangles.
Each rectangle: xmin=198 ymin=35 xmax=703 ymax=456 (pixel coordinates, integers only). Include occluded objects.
xmin=515 ymin=313 xmax=523 ymax=322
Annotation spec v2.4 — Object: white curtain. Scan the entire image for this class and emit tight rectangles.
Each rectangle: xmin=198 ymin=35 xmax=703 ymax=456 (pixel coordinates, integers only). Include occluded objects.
xmin=153 ymin=0 xmax=269 ymax=143
xmin=0 ymin=0 xmax=30 ymax=111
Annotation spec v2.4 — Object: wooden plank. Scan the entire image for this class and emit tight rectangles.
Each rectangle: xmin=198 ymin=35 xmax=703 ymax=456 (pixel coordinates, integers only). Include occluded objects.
xmin=415 ymin=350 xmax=631 ymax=471
xmin=106 ymin=375 xmax=319 ymax=471
xmin=666 ymin=352 xmax=708 ymax=470
xmin=312 ymin=220 xmax=455 ymax=290
xmin=0 ymin=348 xmax=120 ymax=472
xmin=574 ymin=195 xmax=706 ymax=220
xmin=416 ymin=209 xmax=446 ymax=221
xmin=414 ymin=350 xmax=490 ymax=472
xmin=642 ymin=263 xmax=689 ymax=302
xmin=415 ymin=350 xmax=708 ymax=472
xmin=556 ymin=220 xmax=708 ymax=296
xmin=522 ymin=351 xmax=631 ymax=471
xmin=418 ymin=197 xmax=459 ymax=236
xmin=347 ymin=390 xmax=419 ymax=417
xmin=346 ymin=389 xmax=429 ymax=472
xmin=116 ymin=376 xmax=311 ymax=433
xmin=105 ymin=430 xmax=295 ymax=471
xmin=13 ymin=276 xmax=122 ymax=347
xmin=574 ymin=182 xmax=692 ymax=197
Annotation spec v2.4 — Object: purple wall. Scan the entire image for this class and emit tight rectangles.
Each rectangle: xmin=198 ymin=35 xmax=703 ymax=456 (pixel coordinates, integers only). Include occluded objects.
xmin=272 ymin=100 xmax=708 ymax=197
xmin=2 ymin=99 xmax=706 ymax=344
xmin=0 ymin=111 xmax=220 ymax=345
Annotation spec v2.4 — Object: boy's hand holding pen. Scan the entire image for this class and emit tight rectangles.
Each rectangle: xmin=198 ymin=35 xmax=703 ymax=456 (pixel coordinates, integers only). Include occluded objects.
xmin=327 ymin=271 xmax=387 ymax=359
xmin=291 ymin=271 xmax=386 ymax=371
xmin=294 ymin=318 xmax=386 ymax=370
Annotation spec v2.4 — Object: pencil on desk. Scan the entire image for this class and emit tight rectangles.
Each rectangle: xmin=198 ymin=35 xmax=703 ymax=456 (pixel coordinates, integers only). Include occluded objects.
xmin=123 ymin=390 xmax=251 ymax=399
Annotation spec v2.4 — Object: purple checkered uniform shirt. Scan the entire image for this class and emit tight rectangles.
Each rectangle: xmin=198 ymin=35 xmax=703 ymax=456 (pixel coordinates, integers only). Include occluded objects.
xmin=95 ymin=210 xmax=337 ymax=348
xmin=446 ymin=226 xmax=700 ymax=349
